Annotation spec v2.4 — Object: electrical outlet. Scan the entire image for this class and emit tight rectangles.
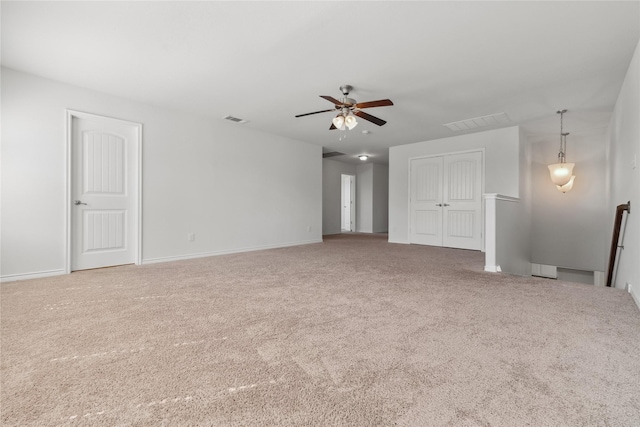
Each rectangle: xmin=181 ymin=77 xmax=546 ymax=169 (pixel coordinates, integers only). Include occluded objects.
xmin=627 ymin=282 xmax=632 ymax=293
xmin=307 ymin=225 xmax=312 ymax=232
xmin=188 ymin=233 xmax=195 ymax=242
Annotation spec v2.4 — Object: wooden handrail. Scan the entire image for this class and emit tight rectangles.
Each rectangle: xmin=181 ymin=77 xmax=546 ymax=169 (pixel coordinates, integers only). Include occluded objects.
xmin=606 ymin=201 xmax=631 ymax=287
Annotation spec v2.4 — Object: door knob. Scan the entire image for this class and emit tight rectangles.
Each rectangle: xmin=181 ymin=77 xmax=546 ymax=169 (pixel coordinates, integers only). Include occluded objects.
xmin=435 ymin=203 xmax=442 ymax=207
xmin=74 ymin=200 xmax=87 ymax=205
xmin=443 ymin=203 xmax=450 ymax=207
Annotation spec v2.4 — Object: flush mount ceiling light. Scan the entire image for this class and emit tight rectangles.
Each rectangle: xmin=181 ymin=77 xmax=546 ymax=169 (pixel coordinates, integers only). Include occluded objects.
xmin=547 ymin=109 xmax=575 ymax=193
xmin=358 ymin=155 xmax=368 ymax=161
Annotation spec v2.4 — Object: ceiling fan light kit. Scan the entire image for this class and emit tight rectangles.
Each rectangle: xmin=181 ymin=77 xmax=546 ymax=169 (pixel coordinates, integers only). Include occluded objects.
xmin=332 ymin=110 xmax=358 ymax=131
xmin=295 ymin=84 xmax=393 ymax=132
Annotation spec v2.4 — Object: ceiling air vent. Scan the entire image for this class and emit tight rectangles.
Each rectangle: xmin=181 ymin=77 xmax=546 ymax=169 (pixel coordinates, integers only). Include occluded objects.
xmin=322 ymin=151 xmax=345 ymax=158
xmin=223 ymin=115 xmax=248 ymax=124
xmin=443 ymin=112 xmax=510 ymax=132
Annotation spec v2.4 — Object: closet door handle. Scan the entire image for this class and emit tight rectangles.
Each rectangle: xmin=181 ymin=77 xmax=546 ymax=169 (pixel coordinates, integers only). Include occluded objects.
xmin=435 ymin=203 xmax=442 ymax=207
xmin=443 ymin=203 xmax=450 ymax=207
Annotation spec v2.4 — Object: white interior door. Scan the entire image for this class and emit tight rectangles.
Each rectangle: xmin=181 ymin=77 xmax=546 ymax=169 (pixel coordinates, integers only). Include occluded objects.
xmin=409 ymin=151 xmax=482 ymax=250
xmin=342 ymin=175 xmax=351 ymax=231
xmin=341 ymin=174 xmax=356 ymax=232
xmin=409 ymin=157 xmax=443 ymax=246
xmin=349 ymin=175 xmax=356 ymax=232
xmin=71 ymin=113 xmax=140 ymax=271
xmin=442 ymin=151 xmax=482 ymax=250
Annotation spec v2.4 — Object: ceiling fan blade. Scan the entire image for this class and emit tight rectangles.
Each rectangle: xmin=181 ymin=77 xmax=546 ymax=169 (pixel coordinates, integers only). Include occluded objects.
xmin=354 ymin=110 xmax=387 ymax=126
xmin=295 ymin=109 xmax=336 ymax=118
xmin=355 ymin=99 xmax=394 ymax=109
xmin=320 ymin=95 xmax=344 ymax=106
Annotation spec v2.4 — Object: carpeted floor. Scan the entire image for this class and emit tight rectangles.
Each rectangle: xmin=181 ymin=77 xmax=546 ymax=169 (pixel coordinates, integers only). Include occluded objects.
xmin=1 ymin=233 xmax=639 ymax=426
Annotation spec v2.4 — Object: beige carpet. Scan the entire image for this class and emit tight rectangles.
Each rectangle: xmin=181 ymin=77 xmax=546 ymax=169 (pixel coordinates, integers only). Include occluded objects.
xmin=2 ymin=233 xmax=639 ymax=426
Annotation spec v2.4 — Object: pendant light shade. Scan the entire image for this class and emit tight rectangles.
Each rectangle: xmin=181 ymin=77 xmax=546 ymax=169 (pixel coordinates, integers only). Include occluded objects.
xmin=548 ymin=162 xmax=575 ymax=186
xmin=332 ymin=115 xmax=346 ymax=131
xmin=345 ymin=115 xmax=358 ymax=130
xmin=556 ymin=175 xmax=575 ymax=193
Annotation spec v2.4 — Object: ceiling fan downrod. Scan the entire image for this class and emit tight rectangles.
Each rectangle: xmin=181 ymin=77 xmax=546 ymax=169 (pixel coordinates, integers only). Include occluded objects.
xmin=339 ymin=85 xmax=356 ymax=107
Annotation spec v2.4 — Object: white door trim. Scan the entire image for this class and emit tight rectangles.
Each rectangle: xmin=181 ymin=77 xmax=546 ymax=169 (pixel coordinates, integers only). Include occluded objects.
xmin=407 ymin=148 xmax=485 ymax=250
xmin=65 ymin=110 xmax=143 ymax=274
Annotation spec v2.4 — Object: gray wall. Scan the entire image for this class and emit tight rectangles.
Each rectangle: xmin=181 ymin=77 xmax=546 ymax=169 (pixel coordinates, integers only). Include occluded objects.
xmin=1 ymin=68 xmax=323 ymax=280
xmin=499 ymin=128 xmax=532 ymax=276
xmin=530 ymin=129 xmax=608 ymax=271
xmin=356 ymin=163 xmax=389 ymax=234
xmin=607 ymin=40 xmax=639 ymax=295
xmin=372 ymin=164 xmax=389 ymax=233
xmin=356 ymin=163 xmax=373 ymax=233
xmin=494 ymin=198 xmax=531 ymax=276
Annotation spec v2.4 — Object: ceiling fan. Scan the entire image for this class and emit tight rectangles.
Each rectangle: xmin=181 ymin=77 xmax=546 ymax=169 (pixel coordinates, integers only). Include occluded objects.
xmin=295 ymin=85 xmax=393 ymax=130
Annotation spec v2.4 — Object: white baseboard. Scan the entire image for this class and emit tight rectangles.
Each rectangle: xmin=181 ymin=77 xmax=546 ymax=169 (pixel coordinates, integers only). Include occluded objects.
xmin=1 ymin=269 xmax=66 ymax=283
xmin=1 ymin=240 xmax=323 ymax=281
xmin=484 ymin=265 xmax=502 ymax=273
xmin=142 ymin=239 xmax=323 ymax=265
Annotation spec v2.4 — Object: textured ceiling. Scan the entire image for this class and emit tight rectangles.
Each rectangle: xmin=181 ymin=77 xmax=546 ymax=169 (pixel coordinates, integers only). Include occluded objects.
xmin=2 ymin=1 xmax=639 ymax=164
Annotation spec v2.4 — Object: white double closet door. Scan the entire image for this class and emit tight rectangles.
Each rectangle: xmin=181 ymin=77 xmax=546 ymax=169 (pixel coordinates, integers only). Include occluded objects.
xmin=409 ymin=151 xmax=482 ymax=250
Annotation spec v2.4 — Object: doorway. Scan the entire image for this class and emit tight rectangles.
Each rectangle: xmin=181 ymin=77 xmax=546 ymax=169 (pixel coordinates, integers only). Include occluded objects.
xmin=67 ymin=111 xmax=142 ymax=272
xmin=341 ymin=174 xmax=356 ymax=232
xmin=409 ymin=151 xmax=482 ymax=250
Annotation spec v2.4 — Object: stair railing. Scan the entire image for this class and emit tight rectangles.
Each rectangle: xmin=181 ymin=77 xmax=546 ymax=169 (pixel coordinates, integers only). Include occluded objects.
xmin=606 ymin=201 xmax=631 ymax=287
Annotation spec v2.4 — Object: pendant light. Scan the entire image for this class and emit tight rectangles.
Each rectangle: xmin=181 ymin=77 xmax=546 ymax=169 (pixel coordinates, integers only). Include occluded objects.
xmin=547 ymin=109 xmax=575 ymax=192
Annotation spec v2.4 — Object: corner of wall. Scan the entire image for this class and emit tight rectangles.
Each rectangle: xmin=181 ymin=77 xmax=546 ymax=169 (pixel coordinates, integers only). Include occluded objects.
xmin=606 ymin=37 xmax=640 ymax=292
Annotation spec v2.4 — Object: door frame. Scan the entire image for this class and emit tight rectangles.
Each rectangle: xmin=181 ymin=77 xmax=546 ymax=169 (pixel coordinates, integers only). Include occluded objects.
xmin=407 ymin=148 xmax=485 ymax=251
xmin=65 ymin=110 xmax=143 ymax=274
